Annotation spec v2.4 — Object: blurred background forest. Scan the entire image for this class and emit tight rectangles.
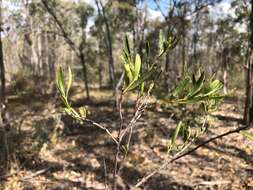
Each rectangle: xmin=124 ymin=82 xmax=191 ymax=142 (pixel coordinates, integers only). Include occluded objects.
xmin=0 ymin=0 xmax=253 ymax=189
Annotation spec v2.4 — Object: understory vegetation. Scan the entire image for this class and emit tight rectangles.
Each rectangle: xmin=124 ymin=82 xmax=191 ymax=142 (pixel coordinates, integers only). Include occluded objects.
xmin=0 ymin=0 xmax=253 ymax=190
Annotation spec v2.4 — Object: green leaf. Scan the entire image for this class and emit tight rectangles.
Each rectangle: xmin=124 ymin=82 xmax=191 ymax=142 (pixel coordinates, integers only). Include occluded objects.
xmin=158 ymin=29 xmax=166 ymax=56
xmin=124 ymin=36 xmax=131 ymax=56
xmin=123 ymin=69 xmax=156 ymax=93
xmin=171 ymin=121 xmax=182 ymax=147
xmin=187 ymin=72 xmax=205 ymax=98
xmin=181 ymin=123 xmax=191 ymax=141
xmin=124 ymin=63 xmax=133 ymax=84
xmin=64 ymin=108 xmax=72 ymax=116
xmin=134 ymin=54 xmax=141 ymax=81
xmin=56 ymin=67 xmax=65 ymax=96
xmin=140 ymin=82 xmax=145 ymax=93
xmin=66 ymin=66 xmax=72 ymax=98
xmin=171 ymin=77 xmax=190 ymax=97
xmin=240 ymin=131 xmax=253 ymax=141
xmin=202 ymin=80 xmax=223 ymax=97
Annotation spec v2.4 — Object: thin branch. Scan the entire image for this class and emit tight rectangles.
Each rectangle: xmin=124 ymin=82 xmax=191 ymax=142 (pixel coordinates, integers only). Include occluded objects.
xmin=132 ymin=124 xmax=249 ymax=188
xmin=113 ymin=89 xmax=124 ymax=190
xmin=118 ymin=95 xmax=150 ymax=174
xmin=85 ymin=118 xmax=118 ymax=145
xmin=21 ymin=167 xmax=50 ymax=181
xmin=153 ymin=0 xmax=167 ymax=21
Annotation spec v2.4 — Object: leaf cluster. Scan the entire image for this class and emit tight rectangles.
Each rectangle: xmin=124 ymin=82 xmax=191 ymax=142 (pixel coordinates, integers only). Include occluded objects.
xmin=168 ymin=71 xmax=224 ymax=112
xmin=122 ymin=29 xmax=178 ymax=94
xmin=56 ymin=67 xmax=86 ymax=120
xmin=165 ymin=71 xmax=225 ymax=153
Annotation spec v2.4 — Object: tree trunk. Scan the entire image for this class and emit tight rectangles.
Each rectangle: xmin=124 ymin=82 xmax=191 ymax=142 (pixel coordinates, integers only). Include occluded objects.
xmin=80 ymin=53 xmax=90 ymax=100
xmin=98 ymin=44 xmax=103 ymax=89
xmin=0 ymin=13 xmax=4 ymax=103
xmin=96 ymin=0 xmax=115 ymax=88
xmin=244 ymin=0 xmax=253 ymax=125
xmin=181 ymin=6 xmax=187 ymax=76
xmin=0 ymin=0 xmax=8 ymax=174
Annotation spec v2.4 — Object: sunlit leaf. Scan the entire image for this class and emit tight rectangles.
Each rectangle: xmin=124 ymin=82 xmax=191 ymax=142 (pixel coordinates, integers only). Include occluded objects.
xmin=66 ymin=66 xmax=72 ymax=98
xmin=240 ymin=131 xmax=253 ymax=141
xmin=124 ymin=63 xmax=133 ymax=85
xmin=56 ymin=67 xmax=65 ymax=96
xmin=134 ymin=53 xmax=141 ymax=81
xmin=170 ymin=121 xmax=182 ymax=149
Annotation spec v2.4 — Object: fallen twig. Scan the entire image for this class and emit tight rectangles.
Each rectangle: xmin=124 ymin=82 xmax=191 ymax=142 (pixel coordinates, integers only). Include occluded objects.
xmin=132 ymin=124 xmax=249 ymax=189
xmin=21 ymin=167 xmax=51 ymax=181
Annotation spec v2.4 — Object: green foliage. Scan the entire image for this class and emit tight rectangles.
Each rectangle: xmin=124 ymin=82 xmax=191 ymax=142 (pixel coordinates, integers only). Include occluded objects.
xmin=240 ymin=131 xmax=253 ymax=141
xmin=56 ymin=31 xmax=224 ymax=157
xmin=122 ymin=30 xmax=177 ymax=94
xmin=158 ymin=29 xmax=178 ymax=57
xmin=164 ymin=71 xmax=224 ymax=153
xmin=168 ymin=71 xmax=224 ymax=109
xmin=122 ymin=36 xmax=156 ymax=94
xmin=56 ymin=67 xmax=86 ymax=120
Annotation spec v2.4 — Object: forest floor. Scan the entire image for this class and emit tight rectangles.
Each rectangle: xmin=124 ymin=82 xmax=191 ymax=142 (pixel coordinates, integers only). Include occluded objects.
xmin=0 ymin=85 xmax=253 ymax=190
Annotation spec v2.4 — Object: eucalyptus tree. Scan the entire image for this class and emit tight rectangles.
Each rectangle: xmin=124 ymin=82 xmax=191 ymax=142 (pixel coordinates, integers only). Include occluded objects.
xmin=0 ymin=0 xmax=5 ymax=103
xmin=242 ymin=0 xmax=253 ymax=125
xmin=41 ymin=0 xmax=94 ymax=100
xmin=0 ymin=0 xmax=8 ymax=175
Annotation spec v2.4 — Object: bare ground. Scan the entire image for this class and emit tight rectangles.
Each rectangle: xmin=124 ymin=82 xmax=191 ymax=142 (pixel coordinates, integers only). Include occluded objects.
xmin=1 ymin=88 xmax=253 ymax=190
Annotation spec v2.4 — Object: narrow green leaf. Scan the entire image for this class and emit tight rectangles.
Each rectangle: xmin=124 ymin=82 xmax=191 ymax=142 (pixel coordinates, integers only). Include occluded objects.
xmin=57 ymin=67 xmax=65 ymax=96
xmin=168 ymin=121 xmax=182 ymax=152
xmin=124 ymin=63 xmax=133 ymax=84
xmin=66 ymin=66 xmax=72 ymax=98
xmin=240 ymin=131 xmax=253 ymax=141
xmin=171 ymin=121 xmax=182 ymax=147
xmin=125 ymin=36 xmax=131 ymax=56
xmin=64 ymin=108 xmax=72 ymax=116
xmin=134 ymin=54 xmax=141 ymax=81
xmin=123 ymin=69 xmax=156 ymax=93
xmin=187 ymin=72 xmax=205 ymax=98
xmin=140 ymin=82 xmax=145 ymax=93
xmin=172 ymin=77 xmax=190 ymax=97
xmin=158 ymin=29 xmax=165 ymax=56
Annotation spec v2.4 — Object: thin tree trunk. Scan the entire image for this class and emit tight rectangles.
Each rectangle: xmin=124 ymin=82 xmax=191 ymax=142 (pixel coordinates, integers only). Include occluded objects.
xmin=98 ymin=45 xmax=102 ymax=89
xmin=0 ymin=0 xmax=9 ymax=174
xmin=0 ymin=13 xmax=4 ymax=103
xmin=244 ymin=0 xmax=253 ymax=125
xmin=49 ymin=33 xmax=56 ymax=81
xmin=96 ymin=0 xmax=115 ymax=88
xmin=80 ymin=53 xmax=90 ymax=100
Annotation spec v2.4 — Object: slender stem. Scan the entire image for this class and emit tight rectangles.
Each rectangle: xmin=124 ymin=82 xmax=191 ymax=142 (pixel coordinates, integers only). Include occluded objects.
xmin=118 ymin=95 xmax=149 ymax=175
xmin=85 ymin=119 xmax=118 ymax=145
xmin=113 ymin=89 xmax=124 ymax=190
xmin=133 ymin=124 xmax=249 ymax=188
